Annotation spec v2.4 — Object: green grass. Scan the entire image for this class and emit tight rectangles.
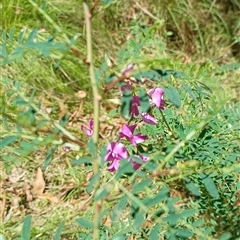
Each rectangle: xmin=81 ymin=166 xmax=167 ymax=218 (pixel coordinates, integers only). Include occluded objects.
xmin=1 ymin=0 xmax=240 ymax=239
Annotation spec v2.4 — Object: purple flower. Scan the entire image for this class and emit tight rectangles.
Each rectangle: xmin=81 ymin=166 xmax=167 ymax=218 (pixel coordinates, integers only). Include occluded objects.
xmin=119 ymin=124 xmax=147 ymax=146
xmin=131 ymin=96 xmax=140 ymax=116
xmin=81 ymin=119 xmax=94 ymax=137
xmin=120 ymin=81 xmax=132 ymax=93
xmin=148 ymin=87 xmax=165 ymax=110
xmin=122 ymin=63 xmax=134 ymax=75
xmin=130 ymin=155 xmax=150 ymax=170
xmin=107 ymin=159 xmax=120 ymax=172
xmin=105 ymin=142 xmax=129 ymax=172
xmin=141 ymin=112 xmax=157 ymax=125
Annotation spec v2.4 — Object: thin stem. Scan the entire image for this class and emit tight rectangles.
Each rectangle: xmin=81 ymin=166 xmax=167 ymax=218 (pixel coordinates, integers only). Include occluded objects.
xmin=83 ymin=3 xmax=101 ymax=240
xmin=159 ymin=109 xmax=173 ymax=134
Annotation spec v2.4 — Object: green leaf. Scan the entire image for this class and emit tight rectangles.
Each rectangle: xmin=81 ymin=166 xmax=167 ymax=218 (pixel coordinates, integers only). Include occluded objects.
xmin=175 ymin=228 xmax=193 ymax=238
xmin=134 ymin=70 xmax=160 ymax=82
xmin=111 ymin=196 xmax=128 ymax=221
xmin=0 ymin=46 xmax=8 ymax=58
xmin=11 ymin=96 xmax=28 ymax=106
xmin=42 ymin=145 xmax=58 ymax=170
xmin=167 ymin=233 xmax=177 ymax=240
xmin=185 ymin=179 xmax=201 ymax=197
xmin=53 ymin=221 xmax=65 ymax=240
xmin=109 ymin=233 xmax=126 ymax=240
xmin=201 ymin=174 xmax=219 ymax=199
xmin=149 ymin=223 xmax=161 ymax=240
xmin=105 ymin=73 xmax=117 ymax=83
xmin=59 ymin=114 xmax=69 ymax=127
xmin=2 ymin=115 xmax=9 ymax=130
xmin=68 ymin=34 xmax=82 ymax=48
xmin=0 ymin=136 xmax=19 ymax=150
xmin=121 ymin=90 xmax=132 ymax=118
xmin=18 ymin=28 xmax=26 ymax=44
xmin=88 ymin=138 xmax=95 ymax=156
xmin=94 ymin=188 xmax=109 ymax=201
xmin=163 ymin=210 xmax=196 ymax=226
xmin=41 ymin=0 xmax=47 ymax=11
xmin=179 ymin=209 xmax=196 ymax=218
xmin=134 ymin=69 xmax=186 ymax=82
xmin=75 ymin=218 xmax=94 ymax=229
xmin=164 ymin=85 xmax=181 ymax=108
xmin=9 ymin=27 xmax=15 ymax=43
xmin=72 ymin=157 xmax=93 ymax=165
xmin=25 ymin=29 xmax=38 ymax=45
xmin=182 ymin=84 xmax=197 ymax=102
xmin=2 ymin=30 xmax=7 ymax=43
xmin=139 ymin=88 xmax=150 ymax=113
xmin=20 ymin=141 xmax=34 ymax=152
xmin=95 ymin=58 xmax=109 ymax=82
xmin=86 ymin=172 xmax=100 ymax=193
xmin=132 ymin=179 xmax=152 ymax=194
xmin=219 ymin=62 xmax=240 ymax=72
xmin=21 ymin=215 xmax=31 ymax=240
xmin=134 ymin=211 xmax=145 ymax=230
xmin=219 ymin=233 xmax=232 ymax=240
xmin=163 ymin=213 xmax=179 ymax=226
xmin=143 ymin=185 xmax=169 ymax=207
xmin=115 ymin=160 xmax=134 ymax=180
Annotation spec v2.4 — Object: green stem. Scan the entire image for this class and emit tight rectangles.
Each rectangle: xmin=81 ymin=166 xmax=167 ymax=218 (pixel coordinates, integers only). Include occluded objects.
xmin=159 ymin=109 xmax=173 ymax=134
xmin=83 ymin=3 xmax=101 ymax=240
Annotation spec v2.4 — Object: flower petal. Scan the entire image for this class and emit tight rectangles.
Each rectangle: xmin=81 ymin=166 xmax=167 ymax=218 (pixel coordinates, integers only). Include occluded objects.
xmin=81 ymin=119 xmax=94 ymax=137
xmin=114 ymin=142 xmax=129 ymax=159
xmin=122 ymin=63 xmax=134 ymax=75
xmin=107 ymin=159 xmax=120 ymax=172
xmin=120 ymin=124 xmax=136 ymax=138
xmin=130 ymin=154 xmax=149 ymax=170
xmin=133 ymin=162 xmax=142 ymax=170
xmin=131 ymin=134 xmax=147 ymax=146
xmin=148 ymin=87 xmax=165 ymax=109
xmin=131 ymin=96 xmax=140 ymax=116
xmin=141 ymin=113 xmax=157 ymax=125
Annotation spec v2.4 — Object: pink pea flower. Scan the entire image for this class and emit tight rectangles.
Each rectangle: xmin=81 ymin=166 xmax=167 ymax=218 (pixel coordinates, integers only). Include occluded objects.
xmin=148 ymin=87 xmax=165 ymax=110
xmin=81 ymin=119 xmax=94 ymax=137
xmin=119 ymin=124 xmax=147 ymax=146
xmin=130 ymin=155 xmax=150 ymax=170
xmin=105 ymin=142 xmax=129 ymax=172
xmin=131 ymin=96 xmax=140 ymax=116
xmin=141 ymin=112 xmax=157 ymax=125
xmin=122 ymin=63 xmax=134 ymax=75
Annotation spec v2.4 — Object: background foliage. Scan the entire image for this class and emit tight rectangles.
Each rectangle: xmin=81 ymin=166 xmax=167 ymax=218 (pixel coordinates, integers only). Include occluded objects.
xmin=1 ymin=0 xmax=240 ymax=239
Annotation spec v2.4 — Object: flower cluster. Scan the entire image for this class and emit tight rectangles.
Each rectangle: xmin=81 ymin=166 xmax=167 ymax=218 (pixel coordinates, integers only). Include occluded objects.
xmin=104 ymin=123 xmax=148 ymax=171
xmin=81 ymin=65 xmax=165 ymax=172
xmin=129 ymin=86 xmax=165 ymax=125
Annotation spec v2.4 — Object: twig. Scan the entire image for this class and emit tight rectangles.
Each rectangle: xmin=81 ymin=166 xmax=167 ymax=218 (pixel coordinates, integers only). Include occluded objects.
xmin=104 ymin=74 xmax=131 ymax=92
xmin=90 ymin=0 xmax=100 ymax=16
xmin=83 ymin=3 xmax=101 ymax=240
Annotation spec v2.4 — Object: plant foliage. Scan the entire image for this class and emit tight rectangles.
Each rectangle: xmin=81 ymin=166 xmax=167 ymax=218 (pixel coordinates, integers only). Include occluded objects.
xmin=1 ymin=1 xmax=240 ymax=240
